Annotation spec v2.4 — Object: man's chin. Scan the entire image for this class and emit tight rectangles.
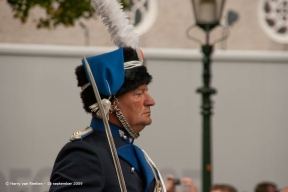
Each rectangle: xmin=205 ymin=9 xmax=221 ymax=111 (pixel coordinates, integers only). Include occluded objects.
xmin=140 ymin=119 xmax=152 ymax=127
xmin=145 ymin=119 xmax=152 ymax=125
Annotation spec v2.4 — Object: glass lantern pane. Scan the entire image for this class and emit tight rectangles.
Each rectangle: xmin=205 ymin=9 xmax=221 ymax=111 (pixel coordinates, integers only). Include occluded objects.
xmin=191 ymin=0 xmax=225 ymax=24
xmin=216 ymin=0 xmax=225 ymax=21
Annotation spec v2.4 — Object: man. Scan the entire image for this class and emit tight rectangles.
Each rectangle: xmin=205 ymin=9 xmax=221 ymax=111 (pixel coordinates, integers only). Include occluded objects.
xmin=255 ymin=182 xmax=277 ymax=192
xmin=255 ymin=182 xmax=288 ymax=192
xmin=211 ymin=184 xmax=237 ymax=192
xmin=165 ymin=175 xmax=198 ymax=192
xmin=49 ymin=47 xmax=165 ymax=192
xmin=165 ymin=176 xmax=237 ymax=192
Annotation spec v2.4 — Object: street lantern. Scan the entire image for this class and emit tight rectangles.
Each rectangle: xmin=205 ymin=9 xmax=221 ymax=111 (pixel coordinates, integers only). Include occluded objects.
xmin=189 ymin=1 xmax=226 ymax=192
xmin=192 ymin=0 xmax=225 ymax=30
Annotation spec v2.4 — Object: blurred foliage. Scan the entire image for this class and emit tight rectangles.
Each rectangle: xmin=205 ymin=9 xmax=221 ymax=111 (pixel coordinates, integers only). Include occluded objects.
xmin=7 ymin=0 xmax=130 ymax=29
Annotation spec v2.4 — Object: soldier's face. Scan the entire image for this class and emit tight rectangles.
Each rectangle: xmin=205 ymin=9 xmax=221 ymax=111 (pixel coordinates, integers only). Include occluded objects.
xmin=117 ymin=84 xmax=155 ymax=133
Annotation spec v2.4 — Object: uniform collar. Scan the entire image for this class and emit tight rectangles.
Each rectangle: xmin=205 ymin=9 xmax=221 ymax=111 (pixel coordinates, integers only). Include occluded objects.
xmin=90 ymin=117 xmax=133 ymax=144
xmin=90 ymin=117 xmax=154 ymax=192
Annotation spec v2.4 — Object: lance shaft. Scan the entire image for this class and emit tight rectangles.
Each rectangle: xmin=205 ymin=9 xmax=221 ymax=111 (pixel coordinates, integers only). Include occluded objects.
xmin=83 ymin=56 xmax=127 ymax=192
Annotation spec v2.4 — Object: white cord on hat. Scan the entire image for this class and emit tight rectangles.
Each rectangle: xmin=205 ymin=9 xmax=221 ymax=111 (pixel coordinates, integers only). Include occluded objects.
xmin=124 ymin=61 xmax=143 ymax=69
xmin=81 ymin=82 xmax=91 ymax=91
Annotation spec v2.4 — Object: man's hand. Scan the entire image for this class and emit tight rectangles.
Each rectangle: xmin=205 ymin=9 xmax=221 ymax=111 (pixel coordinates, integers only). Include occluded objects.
xmin=165 ymin=175 xmax=198 ymax=192
xmin=165 ymin=175 xmax=177 ymax=192
xmin=182 ymin=177 xmax=198 ymax=192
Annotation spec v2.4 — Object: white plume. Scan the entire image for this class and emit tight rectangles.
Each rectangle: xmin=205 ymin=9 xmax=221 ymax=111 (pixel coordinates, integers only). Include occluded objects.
xmin=91 ymin=0 xmax=139 ymax=48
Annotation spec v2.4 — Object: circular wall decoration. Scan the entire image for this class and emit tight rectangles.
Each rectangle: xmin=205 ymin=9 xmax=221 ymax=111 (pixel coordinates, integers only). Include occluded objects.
xmin=125 ymin=0 xmax=158 ymax=36
xmin=258 ymin=0 xmax=288 ymax=44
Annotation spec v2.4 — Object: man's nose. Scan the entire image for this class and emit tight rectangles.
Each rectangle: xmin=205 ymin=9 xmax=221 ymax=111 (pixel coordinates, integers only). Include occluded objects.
xmin=145 ymin=93 xmax=155 ymax=106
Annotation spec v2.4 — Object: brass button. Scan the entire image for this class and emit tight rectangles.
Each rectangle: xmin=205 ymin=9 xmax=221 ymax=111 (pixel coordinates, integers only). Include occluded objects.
xmin=131 ymin=167 xmax=135 ymax=173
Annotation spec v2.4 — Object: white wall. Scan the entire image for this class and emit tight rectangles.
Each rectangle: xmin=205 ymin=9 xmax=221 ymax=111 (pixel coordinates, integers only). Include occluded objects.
xmin=0 ymin=44 xmax=287 ymax=192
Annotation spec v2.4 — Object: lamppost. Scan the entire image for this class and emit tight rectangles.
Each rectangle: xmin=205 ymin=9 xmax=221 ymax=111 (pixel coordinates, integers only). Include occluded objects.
xmin=188 ymin=1 xmax=226 ymax=192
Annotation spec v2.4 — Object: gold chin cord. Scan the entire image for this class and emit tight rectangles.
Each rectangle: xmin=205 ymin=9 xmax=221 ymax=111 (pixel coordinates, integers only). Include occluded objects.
xmin=83 ymin=56 xmax=127 ymax=192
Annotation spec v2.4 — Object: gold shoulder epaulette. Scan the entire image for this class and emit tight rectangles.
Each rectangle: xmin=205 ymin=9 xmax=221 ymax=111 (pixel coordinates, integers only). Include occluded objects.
xmin=70 ymin=127 xmax=94 ymax=141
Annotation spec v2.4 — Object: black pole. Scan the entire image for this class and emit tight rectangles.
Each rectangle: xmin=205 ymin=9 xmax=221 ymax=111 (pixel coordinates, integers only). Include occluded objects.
xmin=196 ymin=26 xmax=217 ymax=192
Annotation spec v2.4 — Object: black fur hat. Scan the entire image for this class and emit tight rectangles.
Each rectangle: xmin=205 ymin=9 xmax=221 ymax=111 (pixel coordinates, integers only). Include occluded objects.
xmin=75 ymin=47 xmax=152 ymax=113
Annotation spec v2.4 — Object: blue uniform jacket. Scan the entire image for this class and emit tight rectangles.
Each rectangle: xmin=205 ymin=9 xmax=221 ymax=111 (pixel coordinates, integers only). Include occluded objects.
xmin=49 ymin=118 xmax=156 ymax=192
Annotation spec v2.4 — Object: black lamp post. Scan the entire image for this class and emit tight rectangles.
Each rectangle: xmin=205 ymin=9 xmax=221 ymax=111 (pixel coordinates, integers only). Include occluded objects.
xmin=190 ymin=1 xmax=225 ymax=192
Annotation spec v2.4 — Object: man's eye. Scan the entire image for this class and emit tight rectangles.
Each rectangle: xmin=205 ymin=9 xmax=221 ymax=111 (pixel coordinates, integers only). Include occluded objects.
xmin=134 ymin=92 xmax=142 ymax=96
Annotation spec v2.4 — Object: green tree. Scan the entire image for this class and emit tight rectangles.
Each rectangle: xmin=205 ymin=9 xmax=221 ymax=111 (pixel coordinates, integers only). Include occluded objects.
xmin=7 ymin=0 xmax=130 ymax=29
